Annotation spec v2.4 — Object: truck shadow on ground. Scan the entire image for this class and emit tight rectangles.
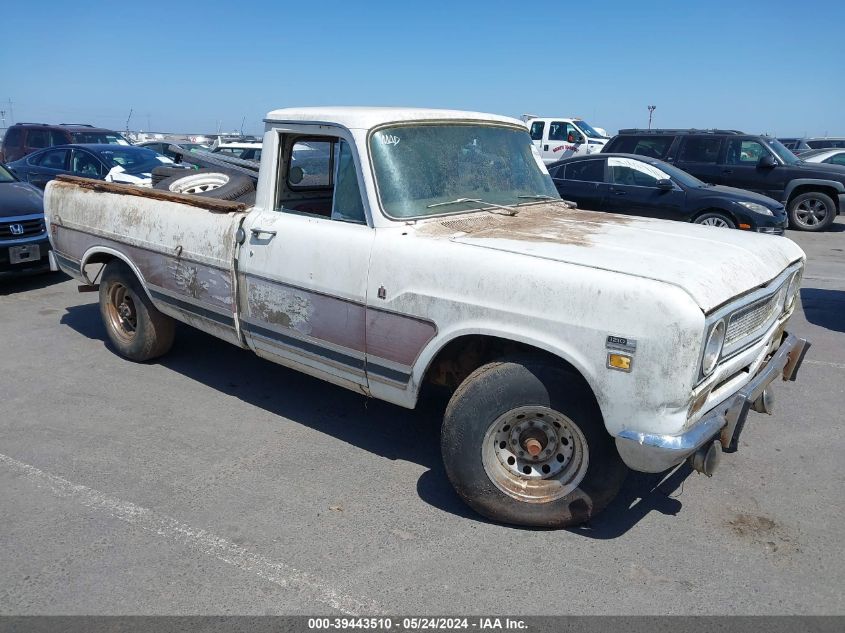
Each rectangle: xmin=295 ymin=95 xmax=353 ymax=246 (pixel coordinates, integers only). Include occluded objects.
xmin=800 ymin=288 xmax=845 ymax=333
xmin=62 ymin=301 xmax=693 ymax=538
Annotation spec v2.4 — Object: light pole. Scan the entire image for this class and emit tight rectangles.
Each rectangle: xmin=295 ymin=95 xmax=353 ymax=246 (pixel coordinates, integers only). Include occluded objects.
xmin=647 ymin=105 xmax=656 ymax=130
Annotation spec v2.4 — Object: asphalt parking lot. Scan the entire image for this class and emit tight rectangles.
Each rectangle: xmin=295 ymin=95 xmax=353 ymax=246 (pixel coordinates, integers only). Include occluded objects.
xmin=1 ymin=220 xmax=843 ymax=616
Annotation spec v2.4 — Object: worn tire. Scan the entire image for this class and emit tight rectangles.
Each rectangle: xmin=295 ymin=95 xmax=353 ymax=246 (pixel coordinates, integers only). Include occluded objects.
xmin=98 ymin=261 xmax=175 ymax=361
xmin=788 ymin=191 xmax=836 ymax=231
xmin=151 ymin=165 xmax=194 ymax=186
xmin=693 ymin=212 xmax=736 ymax=229
xmin=154 ymin=168 xmax=254 ymax=200
xmin=441 ymin=357 xmax=627 ymax=527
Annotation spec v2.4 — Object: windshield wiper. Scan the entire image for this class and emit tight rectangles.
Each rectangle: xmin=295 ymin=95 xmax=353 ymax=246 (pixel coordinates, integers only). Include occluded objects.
xmin=516 ymin=194 xmax=555 ymax=200
xmin=426 ymin=197 xmax=518 ymax=216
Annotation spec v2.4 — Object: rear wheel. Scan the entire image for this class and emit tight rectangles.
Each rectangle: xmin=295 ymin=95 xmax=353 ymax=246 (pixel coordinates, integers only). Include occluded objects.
xmin=441 ymin=357 xmax=627 ymax=527
xmin=99 ymin=261 xmax=175 ymax=361
xmin=788 ymin=192 xmax=836 ymax=231
xmin=694 ymin=212 xmax=736 ymax=229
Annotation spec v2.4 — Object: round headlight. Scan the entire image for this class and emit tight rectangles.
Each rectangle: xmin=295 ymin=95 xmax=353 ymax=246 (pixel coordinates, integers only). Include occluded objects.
xmin=784 ymin=270 xmax=802 ymax=310
xmin=702 ymin=320 xmax=726 ymax=376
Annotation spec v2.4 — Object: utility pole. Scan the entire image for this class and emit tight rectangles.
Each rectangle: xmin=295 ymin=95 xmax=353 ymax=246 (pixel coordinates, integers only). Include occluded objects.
xmin=0 ymin=110 xmax=6 ymax=129
xmin=125 ymin=108 xmax=133 ymax=133
xmin=7 ymin=98 xmax=14 ymax=125
xmin=647 ymin=105 xmax=656 ymax=130
xmin=240 ymin=116 xmax=245 ymax=136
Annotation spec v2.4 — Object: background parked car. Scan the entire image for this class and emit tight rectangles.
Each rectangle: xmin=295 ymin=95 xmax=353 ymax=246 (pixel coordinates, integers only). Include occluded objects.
xmin=0 ymin=123 xmax=130 ymax=163
xmin=799 ymin=148 xmax=845 ymax=167
xmin=0 ymin=163 xmax=51 ymax=277
xmin=7 ymin=144 xmax=173 ymax=189
xmin=211 ymin=142 xmax=262 ymax=161
xmin=548 ymin=153 xmax=787 ymax=234
xmin=778 ymin=138 xmax=812 ymax=154
xmin=136 ymin=140 xmax=209 ymax=162
xmin=806 ymin=137 xmax=845 ymax=150
xmin=602 ymin=129 xmax=845 ymax=231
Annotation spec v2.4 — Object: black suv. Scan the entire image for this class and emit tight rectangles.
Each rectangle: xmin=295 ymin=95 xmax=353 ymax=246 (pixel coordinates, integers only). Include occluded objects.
xmin=602 ymin=129 xmax=845 ymax=231
xmin=0 ymin=123 xmax=130 ymax=163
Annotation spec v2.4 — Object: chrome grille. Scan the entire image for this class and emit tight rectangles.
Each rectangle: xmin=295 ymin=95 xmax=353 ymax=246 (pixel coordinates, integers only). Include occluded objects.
xmin=725 ymin=287 xmax=783 ymax=345
xmin=0 ymin=218 xmax=45 ymax=239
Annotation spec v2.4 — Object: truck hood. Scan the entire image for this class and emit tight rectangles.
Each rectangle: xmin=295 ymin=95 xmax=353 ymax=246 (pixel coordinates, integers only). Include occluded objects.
xmin=420 ymin=203 xmax=804 ymax=313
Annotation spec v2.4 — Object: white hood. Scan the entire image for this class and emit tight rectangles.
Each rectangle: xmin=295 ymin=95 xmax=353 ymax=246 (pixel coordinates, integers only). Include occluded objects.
xmin=425 ymin=204 xmax=804 ymax=313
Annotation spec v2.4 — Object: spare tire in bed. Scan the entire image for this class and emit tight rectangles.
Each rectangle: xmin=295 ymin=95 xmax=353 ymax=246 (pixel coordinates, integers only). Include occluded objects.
xmin=151 ymin=165 xmax=195 ymax=186
xmin=154 ymin=168 xmax=254 ymax=200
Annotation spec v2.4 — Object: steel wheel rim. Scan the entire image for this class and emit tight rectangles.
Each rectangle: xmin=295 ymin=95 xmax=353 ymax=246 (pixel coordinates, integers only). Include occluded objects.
xmin=481 ymin=405 xmax=589 ymax=503
xmin=168 ymin=173 xmax=229 ymax=194
xmin=106 ymin=282 xmax=138 ymax=343
xmin=795 ymin=198 xmax=828 ymax=226
xmin=699 ymin=216 xmax=730 ymax=228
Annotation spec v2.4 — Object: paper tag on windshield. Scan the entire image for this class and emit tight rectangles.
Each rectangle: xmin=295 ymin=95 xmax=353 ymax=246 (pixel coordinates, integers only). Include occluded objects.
xmin=531 ymin=145 xmax=549 ymax=174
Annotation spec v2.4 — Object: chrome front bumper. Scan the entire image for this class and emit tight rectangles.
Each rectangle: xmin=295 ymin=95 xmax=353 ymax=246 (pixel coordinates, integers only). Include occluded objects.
xmin=615 ymin=333 xmax=810 ymax=473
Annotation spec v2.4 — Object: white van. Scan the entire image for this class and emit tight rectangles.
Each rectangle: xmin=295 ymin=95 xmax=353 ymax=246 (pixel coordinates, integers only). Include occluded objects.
xmin=523 ymin=116 xmax=609 ymax=164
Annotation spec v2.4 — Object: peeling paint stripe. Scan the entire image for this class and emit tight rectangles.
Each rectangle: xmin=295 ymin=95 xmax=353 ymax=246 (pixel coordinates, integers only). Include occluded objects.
xmin=366 ymin=363 xmax=412 ymax=384
xmin=53 ymin=251 xmax=80 ymax=272
xmin=0 ymin=452 xmax=383 ymax=615
xmin=242 ymin=319 xmax=411 ymax=384
xmin=149 ymin=289 xmax=235 ymax=327
xmin=243 ymin=320 xmax=366 ymax=371
xmin=148 ymin=283 xmax=235 ymax=317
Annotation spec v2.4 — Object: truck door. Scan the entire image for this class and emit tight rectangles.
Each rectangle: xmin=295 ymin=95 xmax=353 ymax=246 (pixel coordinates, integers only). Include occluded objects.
xmin=528 ymin=120 xmax=545 ymax=156
xmin=674 ymin=136 xmax=724 ymax=185
xmin=546 ymin=121 xmax=583 ymax=162
xmin=720 ymin=138 xmax=789 ymax=200
xmin=237 ymin=135 xmax=374 ymax=393
xmin=605 ymin=156 xmax=686 ymax=220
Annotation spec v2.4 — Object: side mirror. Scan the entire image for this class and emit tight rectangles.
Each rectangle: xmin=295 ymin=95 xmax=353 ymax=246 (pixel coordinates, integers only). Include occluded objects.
xmin=656 ymin=179 xmax=674 ymax=191
xmin=758 ymin=154 xmax=777 ymax=168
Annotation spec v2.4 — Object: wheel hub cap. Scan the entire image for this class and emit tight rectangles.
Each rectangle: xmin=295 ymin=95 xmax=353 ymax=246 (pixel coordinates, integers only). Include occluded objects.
xmin=482 ymin=405 xmax=589 ymax=503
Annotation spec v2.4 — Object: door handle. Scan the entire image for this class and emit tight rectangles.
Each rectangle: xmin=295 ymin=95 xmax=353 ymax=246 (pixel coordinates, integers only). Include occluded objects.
xmin=250 ymin=227 xmax=277 ymax=238
xmin=544 ymin=145 xmax=549 ymax=151
xmin=613 ymin=190 xmax=627 ymax=196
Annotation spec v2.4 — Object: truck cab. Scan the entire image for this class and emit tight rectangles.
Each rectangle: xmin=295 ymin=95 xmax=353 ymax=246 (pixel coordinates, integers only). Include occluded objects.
xmin=523 ymin=116 xmax=609 ymax=164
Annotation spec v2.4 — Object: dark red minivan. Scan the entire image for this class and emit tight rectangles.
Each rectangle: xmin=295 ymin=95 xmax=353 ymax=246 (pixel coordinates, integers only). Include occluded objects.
xmin=0 ymin=123 xmax=129 ymax=163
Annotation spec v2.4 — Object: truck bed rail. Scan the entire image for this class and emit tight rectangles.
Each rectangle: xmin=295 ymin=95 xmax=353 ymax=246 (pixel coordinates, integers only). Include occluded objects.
xmin=53 ymin=175 xmax=249 ymax=213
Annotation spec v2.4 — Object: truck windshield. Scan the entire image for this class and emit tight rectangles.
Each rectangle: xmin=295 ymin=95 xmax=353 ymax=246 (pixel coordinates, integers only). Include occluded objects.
xmin=369 ymin=124 xmax=559 ymax=219
xmin=573 ymin=120 xmax=604 ymax=139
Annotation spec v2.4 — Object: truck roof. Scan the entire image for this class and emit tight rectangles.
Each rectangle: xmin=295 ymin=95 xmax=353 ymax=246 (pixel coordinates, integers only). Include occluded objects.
xmin=263 ymin=107 xmax=522 ymax=130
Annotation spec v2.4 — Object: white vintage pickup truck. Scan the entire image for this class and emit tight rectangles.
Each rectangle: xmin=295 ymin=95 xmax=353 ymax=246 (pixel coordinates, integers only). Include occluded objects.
xmin=44 ymin=107 xmax=810 ymax=527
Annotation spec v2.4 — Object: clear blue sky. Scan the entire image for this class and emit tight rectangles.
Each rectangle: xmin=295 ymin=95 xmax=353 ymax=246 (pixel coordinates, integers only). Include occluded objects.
xmin=2 ymin=0 xmax=843 ymax=137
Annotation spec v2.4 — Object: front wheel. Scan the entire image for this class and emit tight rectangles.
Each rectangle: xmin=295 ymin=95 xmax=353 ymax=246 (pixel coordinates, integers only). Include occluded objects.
xmin=788 ymin=192 xmax=836 ymax=231
xmin=441 ymin=357 xmax=627 ymax=527
xmin=694 ymin=212 xmax=736 ymax=229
